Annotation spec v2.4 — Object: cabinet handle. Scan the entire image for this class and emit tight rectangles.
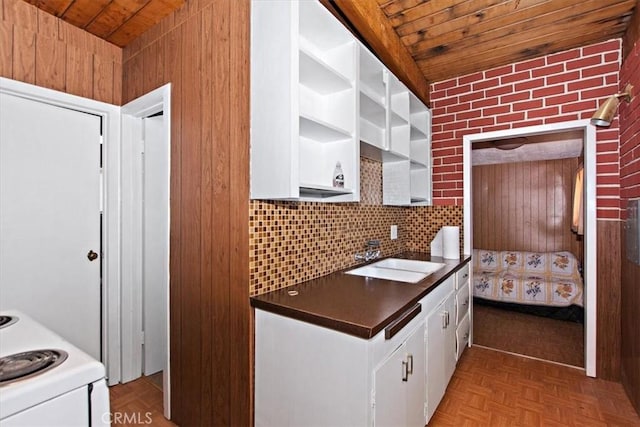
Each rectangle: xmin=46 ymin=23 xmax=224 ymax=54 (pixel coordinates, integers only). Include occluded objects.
xmin=463 ymin=273 xmax=469 ymax=279
xmin=407 ymin=354 xmax=413 ymax=375
xmin=463 ymin=332 xmax=469 ymax=341
xmin=441 ymin=312 xmax=447 ymax=329
xmin=402 ymin=360 xmax=409 ymax=382
xmin=462 ymin=298 xmax=469 ymax=307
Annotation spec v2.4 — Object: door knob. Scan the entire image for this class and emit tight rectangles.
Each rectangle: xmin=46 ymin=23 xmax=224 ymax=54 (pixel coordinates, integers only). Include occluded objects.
xmin=87 ymin=250 xmax=98 ymax=261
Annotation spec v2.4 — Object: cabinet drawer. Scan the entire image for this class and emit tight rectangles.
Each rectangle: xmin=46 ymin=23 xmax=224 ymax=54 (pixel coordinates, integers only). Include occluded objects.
xmin=455 ymin=285 xmax=470 ymax=325
xmin=456 ymin=313 xmax=470 ymax=361
xmin=455 ymin=263 xmax=470 ymax=290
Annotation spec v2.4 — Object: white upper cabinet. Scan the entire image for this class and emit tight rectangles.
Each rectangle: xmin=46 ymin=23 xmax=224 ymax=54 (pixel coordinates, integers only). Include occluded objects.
xmin=357 ymin=43 xmax=432 ymax=207
xmin=251 ymin=0 xmax=359 ymax=202
xmin=387 ymin=73 xmax=410 ymax=159
xmin=380 ymin=91 xmax=432 ymax=206
xmin=409 ymin=93 xmax=432 ymax=205
xmin=359 ymin=47 xmax=387 ymax=151
xmin=250 ymin=0 xmax=431 ymax=205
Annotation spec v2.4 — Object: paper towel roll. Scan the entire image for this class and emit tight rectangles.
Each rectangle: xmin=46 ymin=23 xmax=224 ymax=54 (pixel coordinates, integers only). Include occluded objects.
xmin=442 ymin=226 xmax=460 ymax=259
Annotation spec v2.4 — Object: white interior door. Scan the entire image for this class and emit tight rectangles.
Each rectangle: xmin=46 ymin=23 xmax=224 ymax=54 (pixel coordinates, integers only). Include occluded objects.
xmin=0 ymin=93 xmax=102 ymax=360
xmin=142 ymin=114 xmax=168 ymax=375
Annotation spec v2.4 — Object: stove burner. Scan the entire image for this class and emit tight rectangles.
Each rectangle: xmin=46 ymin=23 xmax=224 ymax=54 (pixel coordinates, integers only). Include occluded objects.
xmin=0 ymin=315 xmax=18 ymax=329
xmin=0 ymin=349 xmax=68 ymax=386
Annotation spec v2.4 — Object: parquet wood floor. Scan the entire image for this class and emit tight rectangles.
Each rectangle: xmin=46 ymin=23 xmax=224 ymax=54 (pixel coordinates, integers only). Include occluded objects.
xmin=473 ymin=303 xmax=584 ymax=367
xmin=431 ymin=346 xmax=640 ymax=426
xmin=109 ymin=348 xmax=639 ymax=426
xmin=109 ymin=373 xmax=176 ymax=427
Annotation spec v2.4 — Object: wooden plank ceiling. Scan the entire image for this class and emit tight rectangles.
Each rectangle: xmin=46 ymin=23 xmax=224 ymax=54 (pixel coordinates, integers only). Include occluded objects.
xmin=24 ymin=0 xmax=638 ymax=84
xmin=372 ymin=0 xmax=638 ymax=82
xmin=22 ymin=0 xmax=185 ymax=47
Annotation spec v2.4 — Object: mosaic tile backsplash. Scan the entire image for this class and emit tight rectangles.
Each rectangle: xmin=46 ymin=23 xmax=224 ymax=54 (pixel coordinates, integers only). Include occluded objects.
xmin=249 ymin=158 xmax=463 ymax=296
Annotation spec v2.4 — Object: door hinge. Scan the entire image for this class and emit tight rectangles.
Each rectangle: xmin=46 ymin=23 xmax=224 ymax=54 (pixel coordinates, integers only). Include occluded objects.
xmin=370 ymin=388 xmax=375 ymax=408
xmin=140 ymin=138 xmax=145 ymax=154
xmin=140 ymin=331 xmax=145 ymax=345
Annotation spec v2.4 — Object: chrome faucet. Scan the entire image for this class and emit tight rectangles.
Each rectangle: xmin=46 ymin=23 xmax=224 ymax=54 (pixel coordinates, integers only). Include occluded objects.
xmin=355 ymin=240 xmax=381 ymax=262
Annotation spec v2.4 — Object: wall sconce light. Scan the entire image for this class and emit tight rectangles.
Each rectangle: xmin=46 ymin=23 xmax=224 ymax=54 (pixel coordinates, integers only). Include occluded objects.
xmin=591 ymin=83 xmax=634 ymax=127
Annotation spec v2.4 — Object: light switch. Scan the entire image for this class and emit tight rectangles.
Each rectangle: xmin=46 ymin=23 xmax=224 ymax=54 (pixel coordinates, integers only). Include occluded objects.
xmin=390 ymin=225 xmax=398 ymax=240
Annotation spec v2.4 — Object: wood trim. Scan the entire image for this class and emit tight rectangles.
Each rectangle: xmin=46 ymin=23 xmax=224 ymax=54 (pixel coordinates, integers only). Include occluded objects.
xmin=596 ymin=220 xmax=621 ymax=381
xmin=229 ymin=0 xmax=251 ymax=425
xmin=330 ymin=0 xmax=431 ymax=105
xmin=621 ymin=221 xmax=640 ymax=415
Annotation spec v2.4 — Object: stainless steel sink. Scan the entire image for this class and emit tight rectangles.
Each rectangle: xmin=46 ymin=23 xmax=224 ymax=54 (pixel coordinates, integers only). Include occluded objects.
xmin=345 ymin=258 xmax=446 ymax=283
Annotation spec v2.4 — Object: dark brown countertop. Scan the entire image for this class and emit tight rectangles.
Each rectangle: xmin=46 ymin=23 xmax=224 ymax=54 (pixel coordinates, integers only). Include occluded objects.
xmin=250 ymin=252 xmax=472 ymax=339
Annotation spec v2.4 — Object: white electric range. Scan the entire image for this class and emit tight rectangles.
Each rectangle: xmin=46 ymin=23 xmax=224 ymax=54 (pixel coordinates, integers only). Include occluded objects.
xmin=0 ymin=310 xmax=110 ymax=426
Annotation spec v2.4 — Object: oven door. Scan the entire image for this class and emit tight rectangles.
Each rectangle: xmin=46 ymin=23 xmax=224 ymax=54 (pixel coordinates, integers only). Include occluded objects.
xmin=1 ymin=386 xmax=88 ymax=426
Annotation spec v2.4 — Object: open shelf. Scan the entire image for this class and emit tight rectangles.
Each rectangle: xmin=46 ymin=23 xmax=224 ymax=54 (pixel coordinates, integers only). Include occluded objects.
xmin=299 ymin=183 xmax=354 ymax=198
xmin=360 ymin=84 xmax=384 ymax=107
xmin=390 ymin=110 xmax=409 ymax=127
xmin=360 ymin=119 xmax=386 ymax=149
xmin=410 ymin=160 xmax=429 ymax=170
xmin=299 ymin=114 xmax=351 ymax=143
xmin=299 ymin=1 xmax=353 ymax=52
xmin=299 ymin=47 xmax=352 ymax=95
xmin=410 ymin=124 xmax=428 ymax=140
xmin=360 ymin=91 xmax=386 ymax=127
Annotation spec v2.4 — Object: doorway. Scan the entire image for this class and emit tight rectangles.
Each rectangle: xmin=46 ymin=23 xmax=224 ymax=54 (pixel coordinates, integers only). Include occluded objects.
xmin=470 ymin=136 xmax=585 ymax=367
xmin=120 ymin=84 xmax=172 ymax=418
xmin=463 ymin=120 xmax=597 ymax=377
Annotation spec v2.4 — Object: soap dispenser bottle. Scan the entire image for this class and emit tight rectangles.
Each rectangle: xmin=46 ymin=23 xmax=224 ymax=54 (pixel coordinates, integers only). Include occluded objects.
xmin=333 ymin=162 xmax=344 ymax=188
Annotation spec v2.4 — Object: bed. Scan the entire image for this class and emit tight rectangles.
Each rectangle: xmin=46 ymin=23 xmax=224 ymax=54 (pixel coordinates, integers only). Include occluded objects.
xmin=472 ymin=249 xmax=584 ymax=322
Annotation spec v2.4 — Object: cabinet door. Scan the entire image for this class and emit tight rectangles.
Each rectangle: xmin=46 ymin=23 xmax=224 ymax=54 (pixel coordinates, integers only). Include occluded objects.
xmin=443 ymin=292 xmax=457 ymax=383
xmin=374 ymin=322 xmax=426 ymax=427
xmin=426 ymin=291 xmax=457 ymax=422
xmin=405 ymin=322 xmax=426 ymax=427
xmin=425 ymin=299 xmax=447 ymax=422
xmin=374 ymin=343 xmax=407 ymax=427
xmin=455 ymin=284 xmax=470 ymax=325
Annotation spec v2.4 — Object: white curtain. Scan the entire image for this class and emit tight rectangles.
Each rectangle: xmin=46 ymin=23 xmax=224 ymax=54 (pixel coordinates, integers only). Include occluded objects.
xmin=572 ymin=166 xmax=584 ymax=235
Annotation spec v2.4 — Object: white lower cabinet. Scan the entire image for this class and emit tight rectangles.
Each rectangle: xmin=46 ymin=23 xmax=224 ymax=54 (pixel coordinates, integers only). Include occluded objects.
xmin=455 ymin=261 xmax=471 ymax=361
xmin=373 ymin=322 xmax=426 ymax=427
xmin=425 ymin=291 xmax=457 ymax=422
xmin=254 ymin=274 xmax=464 ymax=427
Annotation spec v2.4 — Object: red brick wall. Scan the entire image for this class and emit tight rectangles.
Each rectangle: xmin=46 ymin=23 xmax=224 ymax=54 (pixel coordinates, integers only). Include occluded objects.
xmin=619 ymin=39 xmax=640 ymax=217
xmin=430 ymin=40 xmax=622 ymax=220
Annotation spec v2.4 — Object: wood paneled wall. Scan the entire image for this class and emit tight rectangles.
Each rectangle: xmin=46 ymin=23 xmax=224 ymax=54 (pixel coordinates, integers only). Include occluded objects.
xmin=0 ymin=0 xmax=122 ymax=104
xmin=621 ymin=224 xmax=640 ymax=413
xmin=621 ymin=13 xmax=640 ymax=415
xmin=472 ymin=158 xmax=583 ymax=263
xmin=122 ymin=0 xmax=250 ymax=425
xmin=596 ymin=220 xmax=621 ymax=381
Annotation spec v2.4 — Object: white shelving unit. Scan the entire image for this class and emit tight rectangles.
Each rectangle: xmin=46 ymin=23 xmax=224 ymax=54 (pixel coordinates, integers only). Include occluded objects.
xmin=251 ymin=0 xmax=431 ymax=205
xmin=357 ymin=42 xmax=432 ymax=206
xmin=409 ymin=93 xmax=432 ymax=205
xmin=251 ymin=0 xmax=359 ymax=202
xmin=387 ymin=73 xmax=410 ymax=159
xmin=359 ymin=48 xmax=387 ymax=150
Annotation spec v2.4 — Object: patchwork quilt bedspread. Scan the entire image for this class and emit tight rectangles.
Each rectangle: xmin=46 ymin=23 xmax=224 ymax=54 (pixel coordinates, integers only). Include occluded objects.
xmin=472 ymin=249 xmax=584 ymax=308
